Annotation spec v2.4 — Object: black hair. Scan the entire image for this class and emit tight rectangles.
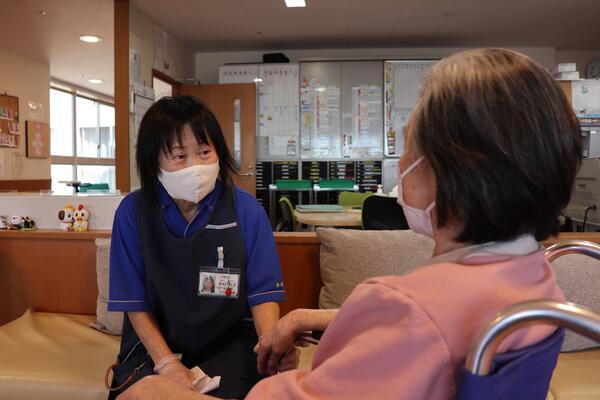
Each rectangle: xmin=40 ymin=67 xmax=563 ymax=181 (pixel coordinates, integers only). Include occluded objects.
xmin=410 ymin=48 xmax=582 ymax=243
xmin=135 ymin=95 xmax=236 ymax=200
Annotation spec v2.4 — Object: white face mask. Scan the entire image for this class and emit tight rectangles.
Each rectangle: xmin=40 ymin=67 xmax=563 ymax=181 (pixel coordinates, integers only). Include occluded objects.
xmin=158 ymin=162 xmax=220 ymax=204
xmin=397 ymin=156 xmax=436 ymax=238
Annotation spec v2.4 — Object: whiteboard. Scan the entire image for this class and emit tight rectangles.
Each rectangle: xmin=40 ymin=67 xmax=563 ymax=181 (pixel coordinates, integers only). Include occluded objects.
xmin=258 ymin=64 xmax=300 ymax=159
xmin=300 ymin=62 xmax=342 ymax=159
xmin=384 ymin=60 xmax=437 ymax=157
xmin=342 ymin=61 xmax=383 ymax=159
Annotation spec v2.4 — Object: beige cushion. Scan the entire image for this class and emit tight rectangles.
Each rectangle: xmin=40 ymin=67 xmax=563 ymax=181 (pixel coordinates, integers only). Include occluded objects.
xmin=91 ymin=238 xmax=123 ymax=335
xmin=550 ymin=254 xmax=600 ymax=352
xmin=549 ymin=349 xmax=600 ymax=399
xmin=0 ymin=310 xmax=120 ymax=400
xmin=316 ymin=228 xmax=434 ymax=309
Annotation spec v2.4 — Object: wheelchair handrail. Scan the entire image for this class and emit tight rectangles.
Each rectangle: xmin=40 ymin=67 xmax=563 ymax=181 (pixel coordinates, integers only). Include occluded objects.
xmin=545 ymin=240 xmax=600 ymax=262
xmin=465 ymin=300 xmax=600 ymax=376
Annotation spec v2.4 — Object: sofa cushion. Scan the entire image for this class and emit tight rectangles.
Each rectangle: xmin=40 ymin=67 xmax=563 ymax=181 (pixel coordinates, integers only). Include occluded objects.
xmin=551 ymin=253 xmax=600 ymax=352
xmin=316 ymin=228 xmax=434 ymax=309
xmin=0 ymin=310 xmax=120 ymax=400
xmin=91 ymin=238 xmax=123 ymax=335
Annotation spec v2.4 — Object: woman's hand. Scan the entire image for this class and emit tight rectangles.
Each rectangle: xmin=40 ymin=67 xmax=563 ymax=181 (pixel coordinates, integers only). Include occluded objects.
xmin=154 ymin=356 xmax=195 ymax=389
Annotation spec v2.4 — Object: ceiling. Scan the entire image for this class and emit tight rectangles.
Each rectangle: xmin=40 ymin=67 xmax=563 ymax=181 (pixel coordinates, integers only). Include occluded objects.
xmin=132 ymin=0 xmax=600 ymax=51
xmin=1 ymin=0 xmax=599 ymax=100
xmin=0 ymin=0 xmax=114 ymax=97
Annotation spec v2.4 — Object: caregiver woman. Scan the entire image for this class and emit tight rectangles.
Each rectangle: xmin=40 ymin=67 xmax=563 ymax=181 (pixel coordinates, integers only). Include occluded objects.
xmin=107 ymin=96 xmax=291 ymax=399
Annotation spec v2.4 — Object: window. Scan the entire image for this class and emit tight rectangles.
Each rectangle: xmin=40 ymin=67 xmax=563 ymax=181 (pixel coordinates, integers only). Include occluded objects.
xmin=50 ymin=88 xmax=116 ymax=193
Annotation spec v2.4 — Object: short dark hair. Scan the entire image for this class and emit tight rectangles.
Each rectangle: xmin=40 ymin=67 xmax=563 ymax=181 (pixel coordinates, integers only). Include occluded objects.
xmin=410 ymin=48 xmax=582 ymax=243
xmin=136 ymin=95 xmax=236 ymax=200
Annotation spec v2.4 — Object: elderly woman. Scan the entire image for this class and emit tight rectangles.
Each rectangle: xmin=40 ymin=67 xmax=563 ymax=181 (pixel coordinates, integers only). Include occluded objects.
xmin=118 ymin=48 xmax=581 ymax=400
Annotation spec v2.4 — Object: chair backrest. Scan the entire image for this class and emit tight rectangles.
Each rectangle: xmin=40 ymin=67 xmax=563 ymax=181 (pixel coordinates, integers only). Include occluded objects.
xmin=275 ymin=180 xmax=312 ymax=190
xmin=277 ymin=196 xmax=296 ymax=231
xmin=362 ymin=195 xmax=409 ymax=230
xmin=79 ymin=183 xmax=110 ymax=193
xmin=456 ymin=300 xmax=600 ymax=400
xmin=338 ymin=191 xmax=372 ymax=206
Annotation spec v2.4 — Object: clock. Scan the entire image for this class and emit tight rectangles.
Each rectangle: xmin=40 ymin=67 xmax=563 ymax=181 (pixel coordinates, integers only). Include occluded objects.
xmin=586 ymin=59 xmax=600 ymax=79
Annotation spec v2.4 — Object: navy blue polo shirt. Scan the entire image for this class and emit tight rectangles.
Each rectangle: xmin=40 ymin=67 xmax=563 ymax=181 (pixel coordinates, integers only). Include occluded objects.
xmin=108 ymin=181 xmax=285 ymax=311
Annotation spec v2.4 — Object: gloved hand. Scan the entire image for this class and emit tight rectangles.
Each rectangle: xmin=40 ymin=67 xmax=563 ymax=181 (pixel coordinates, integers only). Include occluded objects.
xmin=153 ymin=354 xmax=195 ymax=390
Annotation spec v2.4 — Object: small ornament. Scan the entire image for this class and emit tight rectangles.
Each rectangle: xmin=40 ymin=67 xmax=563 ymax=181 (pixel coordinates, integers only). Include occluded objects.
xmin=73 ymin=204 xmax=90 ymax=232
xmin=0 ymin=215 xmax=9 ymax=229
xmin=58 ymin=204 xmax=75 ymax=231
xmin=10 ymin=215 xmax=23 ymax=229
xmin=21 ymin=216 xmax=36 ymax=230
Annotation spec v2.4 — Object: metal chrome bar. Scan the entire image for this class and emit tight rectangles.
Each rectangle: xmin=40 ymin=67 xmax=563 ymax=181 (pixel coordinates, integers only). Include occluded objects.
xmin=465 ymin=300 xmax=600 ymax=376
xmin=545 ymin=240 xmax=600 ymax=262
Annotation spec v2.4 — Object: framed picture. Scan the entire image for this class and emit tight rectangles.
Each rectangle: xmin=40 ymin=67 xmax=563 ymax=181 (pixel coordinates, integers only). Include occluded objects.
xmin=26 ymin=120 xmax=50 ymax=158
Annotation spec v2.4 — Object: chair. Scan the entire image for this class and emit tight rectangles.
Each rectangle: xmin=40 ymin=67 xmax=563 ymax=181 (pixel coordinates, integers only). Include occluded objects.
xmin=276 ymin=196 xmax=296 ymax=232
xmin=456 ymin=300 xmax=600 ymax=400
xmin=337 ymin=191 xmax=372 ymax=207
xmin=456 ymin=241 xmax=600 ymax=400
xmin=362 ymin=195 xmax=409 ymax=230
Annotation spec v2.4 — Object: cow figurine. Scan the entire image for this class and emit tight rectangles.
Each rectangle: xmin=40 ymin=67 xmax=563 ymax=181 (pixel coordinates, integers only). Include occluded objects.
xmin=73 ymin=204 xmax=90 ymax=232
xmin=58 ymin=204 xmax=75 ymax=231
xmin=21 ymin=216 xmax=36 ymax=230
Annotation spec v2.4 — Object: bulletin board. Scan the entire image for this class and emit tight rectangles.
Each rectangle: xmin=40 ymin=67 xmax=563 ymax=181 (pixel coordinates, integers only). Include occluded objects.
xmin=219 ymin=65 xmax=259 ymax=84
xmin=384 ymin=60 xmax=437 ymax=156
xmin=0 ymin=94 xmax=20 ymax=148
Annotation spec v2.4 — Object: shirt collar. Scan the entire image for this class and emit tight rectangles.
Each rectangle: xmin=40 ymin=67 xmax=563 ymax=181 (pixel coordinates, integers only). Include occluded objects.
xmin=428 ymin=234 xmax=542 ymax=265
xmin=156 ymin=180 xmax=222 ymax=213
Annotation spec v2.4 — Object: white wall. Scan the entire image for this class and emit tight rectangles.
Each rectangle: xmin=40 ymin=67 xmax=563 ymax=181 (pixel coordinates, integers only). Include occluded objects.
xmin=195 ymin=47 xmax=556 ymax=84
xmin=0 ymin=48 xmax=50 ymax=181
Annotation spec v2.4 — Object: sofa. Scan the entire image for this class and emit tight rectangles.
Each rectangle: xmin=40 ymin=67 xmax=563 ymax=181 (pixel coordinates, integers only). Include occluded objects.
xmin=0 ymin=229 xmax=599 ymax=399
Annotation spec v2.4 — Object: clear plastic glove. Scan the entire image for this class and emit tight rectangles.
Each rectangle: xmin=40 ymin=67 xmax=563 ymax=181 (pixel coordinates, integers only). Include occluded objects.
xmin=153 ymin=354 xmax=195 ymax=390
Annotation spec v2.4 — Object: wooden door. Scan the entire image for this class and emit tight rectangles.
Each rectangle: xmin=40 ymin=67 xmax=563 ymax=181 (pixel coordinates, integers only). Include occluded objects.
xmin=180 ymin=83 xmax=256 ymax=195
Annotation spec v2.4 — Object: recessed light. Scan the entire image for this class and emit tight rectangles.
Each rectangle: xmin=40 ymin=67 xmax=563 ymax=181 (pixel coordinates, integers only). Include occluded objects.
xmin=88 ymin=78 xmax=103 ymax=84
xmin=284 ymin=0 xmax=306 ymax=7
xmin=39 ymin=11 xmax=47 ymax=16
xmin=253 ymin=77 xmax=263 ymax=83
xmin=79 ymin=35 xmax=102 ymax=43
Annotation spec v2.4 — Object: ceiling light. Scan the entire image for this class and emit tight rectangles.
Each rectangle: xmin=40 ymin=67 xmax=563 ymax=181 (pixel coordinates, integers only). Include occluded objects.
xmin=79 ymin=35 xmax=102 ymax=43
xmin=284 ymin=0 xmax=306 ymax=7
xmin=253 ymin=77 xmax=263 ymax=83
xmin=88 ymin=78 xmax=103 ymax=84
xmin=39 ymin=11 xmax=47 ymax=16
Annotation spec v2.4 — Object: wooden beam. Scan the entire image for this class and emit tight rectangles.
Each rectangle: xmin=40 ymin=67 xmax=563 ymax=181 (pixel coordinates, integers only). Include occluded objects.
xmin=0 ymin=179 xmax=51 ymax=192
xmin=114 ymin=0 xmax=130 ymax=193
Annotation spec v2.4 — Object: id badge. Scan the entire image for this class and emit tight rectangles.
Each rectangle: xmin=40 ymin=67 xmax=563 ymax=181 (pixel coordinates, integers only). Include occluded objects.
xmin=198 ymin=267 xmax=241 ymax=298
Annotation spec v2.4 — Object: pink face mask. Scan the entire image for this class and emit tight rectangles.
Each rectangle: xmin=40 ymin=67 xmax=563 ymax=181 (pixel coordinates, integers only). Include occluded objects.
xmin=396 ymin=156 xmax=436 ymax=238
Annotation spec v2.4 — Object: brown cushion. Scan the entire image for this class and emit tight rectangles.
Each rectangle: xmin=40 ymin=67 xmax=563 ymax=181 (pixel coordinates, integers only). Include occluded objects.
xmin=550 ymin=254 xmax=600 ymax=352
xmin=91 ymin=238 xmax=123 ymax=335
xmin=549 ymin=349 xmax=600 ymax=399
xmin=316 ymin=228 xmax=434 ymax=309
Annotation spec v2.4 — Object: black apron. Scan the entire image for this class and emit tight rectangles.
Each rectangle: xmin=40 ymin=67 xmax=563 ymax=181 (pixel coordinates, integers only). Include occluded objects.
xmin=108 ymin=185 xmax=262 ymax=399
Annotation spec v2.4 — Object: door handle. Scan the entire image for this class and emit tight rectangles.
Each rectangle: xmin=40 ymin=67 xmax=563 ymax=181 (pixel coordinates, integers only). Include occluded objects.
xmin=239 ymin=171 xmax=255 ymax=177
